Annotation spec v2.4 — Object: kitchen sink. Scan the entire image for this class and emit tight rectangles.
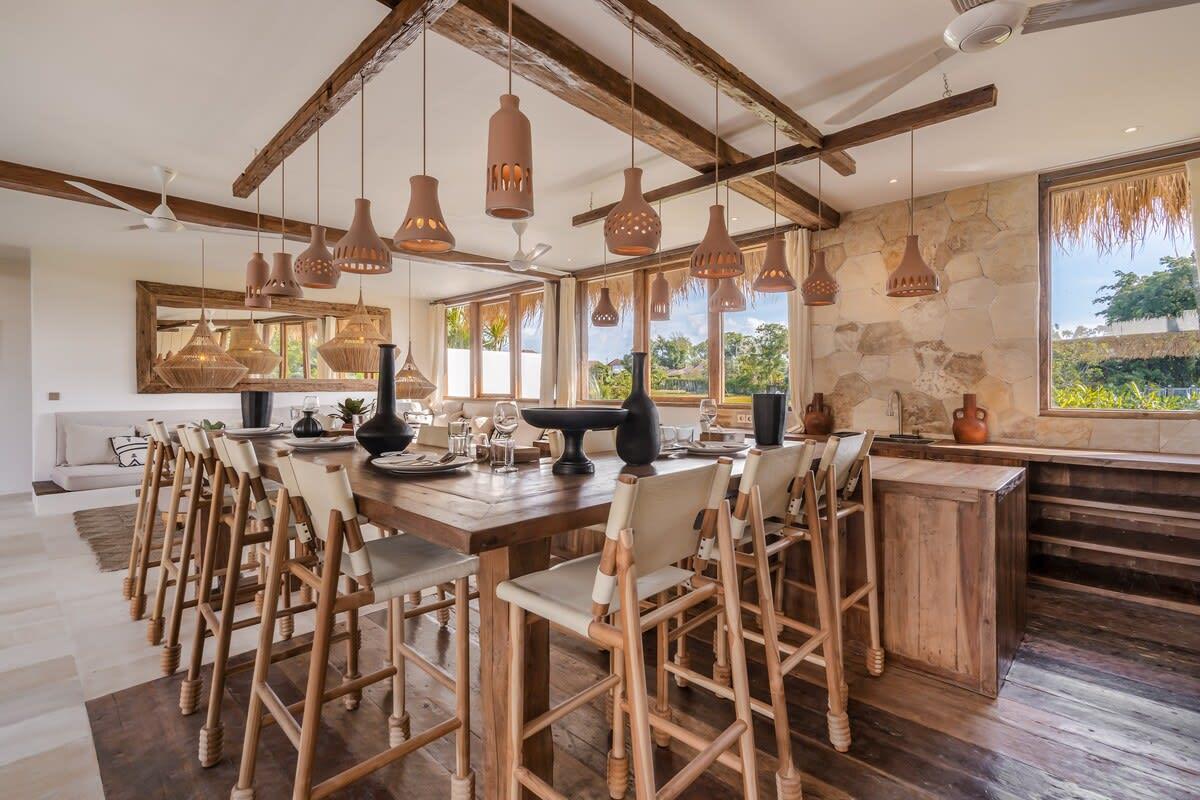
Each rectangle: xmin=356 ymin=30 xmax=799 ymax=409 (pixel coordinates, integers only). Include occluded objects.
xmin=883 ymin=433 xmax=936 ymax=445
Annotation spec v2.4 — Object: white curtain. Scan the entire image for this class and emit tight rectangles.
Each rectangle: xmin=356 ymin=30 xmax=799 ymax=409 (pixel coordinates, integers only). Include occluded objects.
xmin=539 ymin=282 xmax=558 ymax=406
xmin=316 ymin=316 xmax=337 ymax=379
xmin=430 ymin=303 xmax=447 ymax=407
xmin=785 ymin=229 xmax=814 ymax=431
xmin=555 ymin=277 xmax=578 ymax=407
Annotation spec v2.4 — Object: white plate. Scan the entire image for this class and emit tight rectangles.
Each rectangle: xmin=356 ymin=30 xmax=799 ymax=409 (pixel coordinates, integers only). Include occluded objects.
xmin=685 ymin=441 xmax=750 ymax=456
xmin=371 ymin=453 xmax=475 ymax=475
xmin=285 ymin=436 xmax=356 ymax=449
xmin=224 ymin=424 xmax=287 ymax=438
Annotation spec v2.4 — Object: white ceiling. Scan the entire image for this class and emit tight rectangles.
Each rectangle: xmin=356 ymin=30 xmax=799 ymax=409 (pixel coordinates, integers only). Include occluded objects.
xmin=1 ymin=0 xmax=1197 ymax=295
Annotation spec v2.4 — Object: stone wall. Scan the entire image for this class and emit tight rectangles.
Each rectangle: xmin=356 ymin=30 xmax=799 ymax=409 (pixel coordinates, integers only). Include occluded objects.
xmin=810 ymin=174 xmax=1199 ymax=454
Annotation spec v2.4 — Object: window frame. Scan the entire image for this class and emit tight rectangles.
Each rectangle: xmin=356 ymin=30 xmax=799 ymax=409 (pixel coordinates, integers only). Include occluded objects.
xmin=1038 ymin=142 xmax=1200 ymax=420
xmin=442 ymin=288 xmax=545 ymax=402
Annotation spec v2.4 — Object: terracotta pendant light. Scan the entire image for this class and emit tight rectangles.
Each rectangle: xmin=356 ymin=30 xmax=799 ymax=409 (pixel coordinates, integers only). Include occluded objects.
xmin=316 ymin=280 xmax=387 ymax=374
xmin=604 ymin=14 xmax=660 ymax=256
xmin=709 ymin=277 xmax=746 ymax=313
xmin=802 ymin=159 xmax=839 ymax=305
xmin=590 ymin=245 xmax=619 ymax=327
xmin=295 ymin=125 xmax=339 ymax=289
xmin=395 ymin=20 xmax=455 ymax=254
xmin=158 ymin=240 xmax=249 ymax=390
xmin=244 ymin=168 xmax=271 ymax=309
xmin=335 ymin=73 xmax=393 ymax=274
xmin=690 ymin=78 xmax=743 ymax=279
xmin=649 ymin=200 xmax=671 ymax=321
xmin=485 ymin=0 xmax=534 ymax=219
xmin=394 ymin=261 xmax=437 ymax=399
xmin=263 ymin=157 xmax=303 ymax=298
xmin=886 ymin=128 xmax=940 ymax=298
xmin=225 ymin=316 xmax=282 ymax=376
xmin=753 ymin=119 xmax=798 ymax=293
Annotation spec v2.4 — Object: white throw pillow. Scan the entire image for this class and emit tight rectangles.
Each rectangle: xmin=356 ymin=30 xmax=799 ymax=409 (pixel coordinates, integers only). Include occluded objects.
xmin=110 ymin=435 xmax=150 ymax=468
xmin=64 ymin=423 xmax=135 ymax=466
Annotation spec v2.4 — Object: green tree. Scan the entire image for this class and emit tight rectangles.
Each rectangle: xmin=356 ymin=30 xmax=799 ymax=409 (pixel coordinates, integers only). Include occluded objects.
xmin=1094 ymin=254 xmax=1197 ymax=323
xmin=482 ymin=314 xmax=509 ymax=352
xmin=446 ymin=307 xmax=469 ymax=349
xmin=651 ymin=334 xmax=697 ymax=370
xmin=725 ymin=323 xmax=789 ymax=398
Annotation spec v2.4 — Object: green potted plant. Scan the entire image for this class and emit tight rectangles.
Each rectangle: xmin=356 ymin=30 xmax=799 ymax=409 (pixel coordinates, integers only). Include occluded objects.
xmin=334 ymin=397 xmax=375 ymax=429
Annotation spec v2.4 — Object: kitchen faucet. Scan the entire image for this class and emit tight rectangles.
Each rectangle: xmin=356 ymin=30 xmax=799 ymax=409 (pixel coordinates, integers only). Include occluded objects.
xmin=886 ymin=390 xmax=904 ymax=436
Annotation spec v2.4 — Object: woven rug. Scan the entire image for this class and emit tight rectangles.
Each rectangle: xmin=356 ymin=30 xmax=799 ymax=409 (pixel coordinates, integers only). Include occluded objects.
xmin=73 ymin=504 xmax=159 ymax=572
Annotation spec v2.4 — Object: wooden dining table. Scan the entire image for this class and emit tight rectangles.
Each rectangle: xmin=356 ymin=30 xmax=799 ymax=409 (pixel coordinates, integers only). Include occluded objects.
xmin=249 ymin=439 xmax=754 ymax=800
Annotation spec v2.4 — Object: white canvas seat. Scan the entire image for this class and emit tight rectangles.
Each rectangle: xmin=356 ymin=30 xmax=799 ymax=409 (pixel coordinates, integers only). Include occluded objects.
xmin=353 ymin=533 xmax=478 ymax=603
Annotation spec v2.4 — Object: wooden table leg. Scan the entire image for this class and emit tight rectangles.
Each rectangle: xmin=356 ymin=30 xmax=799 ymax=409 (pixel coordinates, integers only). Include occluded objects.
xmin=478 ymin=540 xmax=552 ymax=800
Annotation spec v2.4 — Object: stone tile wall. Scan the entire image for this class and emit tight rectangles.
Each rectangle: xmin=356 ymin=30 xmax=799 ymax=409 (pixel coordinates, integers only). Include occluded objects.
xmin=810 ymin=174 xmax=1198 ymax=454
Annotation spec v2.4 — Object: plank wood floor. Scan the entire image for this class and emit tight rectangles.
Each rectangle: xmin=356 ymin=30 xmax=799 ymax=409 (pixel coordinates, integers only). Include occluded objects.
xmin=85 ymin=584 xmax=1200 ymax=799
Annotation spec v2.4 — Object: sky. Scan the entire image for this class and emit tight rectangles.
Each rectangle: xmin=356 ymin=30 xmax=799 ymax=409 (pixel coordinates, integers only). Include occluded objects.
xmin=1051 ymin=226 xmax=1194 ymax=331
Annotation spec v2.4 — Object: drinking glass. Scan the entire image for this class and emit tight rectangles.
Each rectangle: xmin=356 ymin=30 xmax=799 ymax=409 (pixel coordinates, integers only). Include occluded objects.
xmin=659 ymin=425 xmax=678 ymax=453
xmin=449 ymin=419 xmax=471 ymax=457
xmin=699 ymin=398 xmax=718 ymax=431
xmin=492 ymin=401 xmax=520 ymax=473
xmin=492 ymin=437 xmax=516 ymax=473
xmin=303 ymin=395 xmax=320 ymax=413
xmin=472 ymin=433 xmax=491 ymax=463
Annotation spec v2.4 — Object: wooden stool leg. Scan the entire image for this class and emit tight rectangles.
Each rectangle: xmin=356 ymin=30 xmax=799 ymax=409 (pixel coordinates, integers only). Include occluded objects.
xmin=149 ymin=450 xmax=187 ymax=645
xmin=436 ymin=583 xmax=451 ymax=627
xmin=825 ymin=474 xmax=849 ymax=703
xmin=672 ymin=580 xmax=690 ymax=688
xmin=277 ymin=560 xmax=294 ymax=641
xmin=406 ymin=590 xmax=422 ymax=608
xmin=131 ymin=445 xmax=165 ymax=620
xmin=231 ymin=493 xmax=292 ymax=800
xmin=607 ymin=647 xmax=628 ymax=800
xmin=809 ymin=477 xmax=850 ymax=752
xmin=200 ymin=479 xmax=252 ymax=768
xmin=163 ymin=463 xmax=204 ymax=675
xmin=181 ymin=468 xmax=225 ymax=716
xmin=388 ymin=596 xmax=410 ymax=745
xmin=449 ymin=576 xmax=475 ymax=800
xmin=615 ymin=531 xmax=656 ymax=800
xmin=652 ymin=591 xmax=672 ymax=748
xmin=342 ymin=576 xmax=361 ymax=711
xmin=126 ymin=443 xmax=157 ymax=601
xmin=861 ymin=460 xmax=884 ymax=676
xmin=505 ymin=601 xmax=525 ymax=800
xmin=712 ymin=605 xmax=731 ymax=687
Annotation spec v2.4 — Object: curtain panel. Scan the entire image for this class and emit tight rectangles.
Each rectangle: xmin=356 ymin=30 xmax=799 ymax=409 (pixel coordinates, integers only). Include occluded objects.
xmin=555 ymin=277 xmax=578 ymax=407
xmin=430 ymin=303 xmax=446 ymax=407
xmin=785 ymin=229 xmax=814 ymax=430
xmin=540 ymin=282 xmax=558 ymax=406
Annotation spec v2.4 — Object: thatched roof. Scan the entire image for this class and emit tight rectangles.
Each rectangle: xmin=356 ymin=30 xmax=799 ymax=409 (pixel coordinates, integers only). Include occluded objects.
xmin=1053 ymin=329 xmax=1200 ymax=362
xmin=584 ymin=244 xmax=777 ymax=312
xmin=1051 ymin=165 xmax=1191 ymax=254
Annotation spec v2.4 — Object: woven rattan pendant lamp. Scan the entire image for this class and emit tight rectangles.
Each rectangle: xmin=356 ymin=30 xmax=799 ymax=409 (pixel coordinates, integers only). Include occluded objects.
xmin=295 ymin=125 xmax=339 ymax=289
xmin=802 ymin=159 xmax=839 ymax=305
xmin=590 ymin=245 xmax=619 ymax=327
xmin=395 ymin=261 xmax=437 ymax=399
xmin=485 ymin=0 xmax=533 ymax=219
xmin=649 ymin=200 xmax=670 ymax=321
xmin=158 ymin=241 xmax=249 ymax=390
xmin=691 ymin=78 xmax=743 ymax=279
xmin=753 ymin=119 xmax=798 ymax=293
xmin=244 ymin=166 xmax=271 ymax=309
xmin=886 ymin=128 xmax=940 ymax=298
xmin=605 ymin=14 xmax=660 ymax=256
xmin=395 ymin=19 xmax=455 ymax=254
xmin=225 ymin=316 xmax=282 ymax=376
xmin=263 ymin=157 xmax=303 ymax=298
xmin=316 ymin=280 xmax=387 ymax=374
xmin=334 ymin=73 xmax=393 ymax=274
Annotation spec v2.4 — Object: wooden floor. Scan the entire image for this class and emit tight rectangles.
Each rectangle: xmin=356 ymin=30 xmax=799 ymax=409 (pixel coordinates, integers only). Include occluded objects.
xmin=86 ymin=583 xmax=1200 ymax=799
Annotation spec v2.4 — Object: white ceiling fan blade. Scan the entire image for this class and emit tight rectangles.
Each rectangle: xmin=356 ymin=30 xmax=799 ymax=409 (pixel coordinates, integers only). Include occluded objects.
xmin=526 ymin=243 xmax=552 ymax=262
xmin=825 ymin=46 xmax=957 ymax=125
xmin=949 ymin=0 xmax=995 ymax=12
xmin=1021 ymin=0 xmax=1199 ymax=33
xmin=180 ymin=221 xmax=259 ymax=239
xmin=66 ymin=180 xmax=149 ymax=217
xmin=531 ymin=265 xmax=567 ymax=277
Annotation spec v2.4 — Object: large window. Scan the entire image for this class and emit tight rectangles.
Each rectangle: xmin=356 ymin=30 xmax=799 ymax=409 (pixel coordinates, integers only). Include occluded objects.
xmin=442 ymin=289 xmax=546 ymax=400
xmin=722 ymin=287 xmax=789 ymax=404
xmin=1043 ymin=152 xmax=1198 ymax=415
xmin=581 ymin=273 xmax=636 ymax=401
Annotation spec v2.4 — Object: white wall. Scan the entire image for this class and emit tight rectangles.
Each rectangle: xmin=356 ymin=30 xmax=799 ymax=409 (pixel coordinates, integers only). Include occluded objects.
xmin=29 ymin=247 xmax=431 ymax=480
xmin=0 ymin=248 xmax=32 ymax=494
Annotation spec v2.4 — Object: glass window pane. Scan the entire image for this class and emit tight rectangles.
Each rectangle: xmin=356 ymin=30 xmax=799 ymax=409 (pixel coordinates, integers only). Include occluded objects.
xmin=649 ymin=268 xmax=709 ymax=399
xmin=518 ymin=292 xmax=544 ymax=399
xmin=721 ymin=284 xmax=789 ymax=404
xmin=583 ymin=273 xmax=635 ymax=401
xmin=446 ymin=305 xmax=471 ymax=397
xmin=285 ymin=324 xmax=305 ymax=379
xmin=480 ymin=300 xmax=511 ymax=395
xmin=1048 ymin=173 xmax=1197 ymax=411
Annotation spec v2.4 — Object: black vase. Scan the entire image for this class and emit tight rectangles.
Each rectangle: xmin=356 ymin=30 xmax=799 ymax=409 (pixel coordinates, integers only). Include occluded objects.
xmin=355 ymin=344 xmax=415 ymax=457
xmin=240 ymin=390 xmax=273 ymax=428
xmin=616 ymin=352 xmax=660 ymax=465
xmin=752 ymin=392 xmax=787 ymax=446
xmin=292 ymin=410 xmax=323 ymax=439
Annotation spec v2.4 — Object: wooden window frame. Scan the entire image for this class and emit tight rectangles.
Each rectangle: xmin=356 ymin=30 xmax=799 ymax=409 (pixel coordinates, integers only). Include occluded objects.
xmin=1038 ymin=141 xmax=1200 ymax=420
xmin=442 ymin=288 xmax=547 ymax=402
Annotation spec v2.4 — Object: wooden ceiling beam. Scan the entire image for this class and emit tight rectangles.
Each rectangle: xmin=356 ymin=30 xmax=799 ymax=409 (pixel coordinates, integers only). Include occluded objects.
xmin=572 ymin=85 xmax=999 ymax=227
xmin=593 ymin=0 xmax=856 ymax=177
xmin=430 ymin=0 xmax=839 ymax=229
xmin=231 ymin=0 xmax=457 ymax=199
xmin=0 ymin=159 xmax=548 ymax=279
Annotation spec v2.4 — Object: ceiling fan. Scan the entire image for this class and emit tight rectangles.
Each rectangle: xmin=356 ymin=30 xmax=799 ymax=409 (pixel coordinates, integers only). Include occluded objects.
xmin=66 ymin=165 xmax=254 ymax=237
xmin=825 ymin=0 xmax=1199 ymax=125
xmin=457 ymin=221 xmax=565 ymax=277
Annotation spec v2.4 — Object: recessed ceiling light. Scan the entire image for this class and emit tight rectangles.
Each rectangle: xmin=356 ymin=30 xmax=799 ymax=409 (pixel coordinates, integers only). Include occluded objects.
xmin=731 ymin=216 xmax=739 ymax=222
xmin=889 ymin=177 xmax=899 ymax=184
xmin=1124 ymin=126 xmax=1140 ymax=134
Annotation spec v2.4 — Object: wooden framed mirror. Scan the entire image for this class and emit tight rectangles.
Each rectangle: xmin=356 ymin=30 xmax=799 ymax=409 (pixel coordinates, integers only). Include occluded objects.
xmin=136 ymin=280 xmax=392 ymax=393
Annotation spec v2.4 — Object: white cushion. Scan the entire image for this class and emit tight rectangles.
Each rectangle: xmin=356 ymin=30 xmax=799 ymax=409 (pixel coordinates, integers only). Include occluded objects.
xmin=496 ymin=554 xmax=691 ymax=637
xmin=343 ymin=535 xmax=478 ymax=603
xmin=50 ymin=463 xmax=142 ymax=492
xmin=111 ymin=435 xmax=149 ymax=468
xmin=65 ymin=423 xmax=135 ymax=466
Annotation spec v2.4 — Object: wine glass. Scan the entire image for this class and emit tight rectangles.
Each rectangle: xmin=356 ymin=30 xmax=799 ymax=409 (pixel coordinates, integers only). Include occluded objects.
xmin=699 ymin=398 xmax=718 ymax=432
xmin=492 ymin=401 xmax=519 ymax=473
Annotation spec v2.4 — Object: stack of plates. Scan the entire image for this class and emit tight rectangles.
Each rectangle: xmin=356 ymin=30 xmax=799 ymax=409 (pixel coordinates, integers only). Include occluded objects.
xmin=371 ymin=452 xmax=474 ymax=475
xmin=684 ymin=440 xmax=750 ymax=456
xmin=285 ymin=436 xmax=356 ymax=450
xmin=224 ymin=424 xmax=287 ymax=438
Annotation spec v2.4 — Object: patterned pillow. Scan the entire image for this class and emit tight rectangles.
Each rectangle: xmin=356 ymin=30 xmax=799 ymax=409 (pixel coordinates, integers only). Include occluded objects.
xmin=110 ymin=435 xmax=150 ymax=468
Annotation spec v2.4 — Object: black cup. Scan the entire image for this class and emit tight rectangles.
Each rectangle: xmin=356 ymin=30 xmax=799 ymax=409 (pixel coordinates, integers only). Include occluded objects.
xmin=752 ymin=392 xmax=787 ymax=446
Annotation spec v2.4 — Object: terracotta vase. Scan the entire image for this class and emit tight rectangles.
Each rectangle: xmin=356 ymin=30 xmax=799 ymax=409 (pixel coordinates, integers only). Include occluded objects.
xmin=952 ymin=393 xmax=988 ymax=444
xmin=803 ymin=392 xmax=833 ymax=436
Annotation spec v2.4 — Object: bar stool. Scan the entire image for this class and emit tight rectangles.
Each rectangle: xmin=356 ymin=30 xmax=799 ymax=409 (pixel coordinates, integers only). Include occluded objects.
xmin=125 ymin=419 xmax=174 ymax=619
xmin=147 ymin=424 xmax=205 ymax=649
xmin=497 ymin=459 xmax=761 ymax=800
xmin=231 ymin=452 xmax=478 ymax=800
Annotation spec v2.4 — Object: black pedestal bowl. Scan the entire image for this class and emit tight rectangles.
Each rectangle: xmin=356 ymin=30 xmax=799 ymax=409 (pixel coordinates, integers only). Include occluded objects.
xmin=521 ymin=407 xmax=629 ymax=475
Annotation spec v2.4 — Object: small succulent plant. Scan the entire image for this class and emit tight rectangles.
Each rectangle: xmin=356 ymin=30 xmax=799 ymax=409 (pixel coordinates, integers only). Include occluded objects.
xmin=335 ymin=397 xmax=374 ymax=424
xmin=199 ymin=419 xmax=226 ymax=431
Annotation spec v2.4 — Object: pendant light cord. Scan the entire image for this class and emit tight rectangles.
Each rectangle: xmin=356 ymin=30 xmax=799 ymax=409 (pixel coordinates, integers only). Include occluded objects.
xmin=422 ymin=18 xmax=427 ymax=176
xmin=361 ymin=73 xmax=366 ymax=198
xmin=200 ymin=239 xmax=206 ymax=315
xmin=407 ymin=260 xmax=413 ymax=347
xmin=630 ymin=14 xmax=635 ymax=168
xmin=771 ymin=116 xmax=778 ymax=233
xmin=817 ymin=158 xmax=823 ymax=235
xmin=507 ymin=0 xmax=513 ymax=94
xmin=253 ymin=148 xmax=261 ymax=251
xmin=714 ymin=77 xmax=720 ymax=204
xmin=280 ymin=156 xmax=286 ymax=249
xmin=315 ymin=125 xmax=320 ymax=224
xmin=909 ymin=127 xmax=914 ymax=236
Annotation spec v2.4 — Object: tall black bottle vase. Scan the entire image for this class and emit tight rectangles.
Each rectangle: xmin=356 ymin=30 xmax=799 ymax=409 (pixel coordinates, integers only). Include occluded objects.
xmin=240 ymin=390 xmax=273 ymax=428
xmin=615 ymin=352 xmax=660 ymax=465
xmin=354 ymin=344 xmax=415 ymax=457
